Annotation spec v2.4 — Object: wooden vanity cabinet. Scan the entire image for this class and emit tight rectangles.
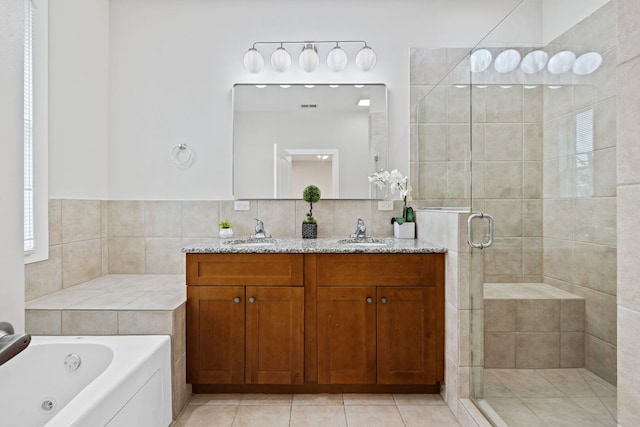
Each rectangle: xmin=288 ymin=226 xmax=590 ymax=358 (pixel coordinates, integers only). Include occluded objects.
xmin=186 ymin=254 xmax=304 ymax=386
xmin=186 ymin=252 xmax=444 ymax=391
xmin=315 ymin=253 xmax=444 ymax=386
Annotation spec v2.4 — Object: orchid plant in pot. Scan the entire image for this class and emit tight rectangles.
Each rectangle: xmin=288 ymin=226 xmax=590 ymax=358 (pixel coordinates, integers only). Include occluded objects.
xmin=368 ymin=169 xmax=413 ymax=222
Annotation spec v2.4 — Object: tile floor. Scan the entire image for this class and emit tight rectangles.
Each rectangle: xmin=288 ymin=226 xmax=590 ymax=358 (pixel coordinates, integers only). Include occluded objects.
xmin=173 ymin=393 xmax=460 ymax=427
xmin=482 ymin=368 xmax=617 ymax=426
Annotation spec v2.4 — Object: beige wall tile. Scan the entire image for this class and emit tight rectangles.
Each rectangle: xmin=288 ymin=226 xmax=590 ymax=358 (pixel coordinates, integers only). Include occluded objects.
xmin=561 ymin=299 xmax=585 ymax=332
xmin=523 ymin=124 xmax=542 ymax=161
xmin=484 ymin=238 xmax=522 ymax=277
xmin=618 ymin=185 xmax=640 ymax=312
xmin=484 ymin=200 xmax=522 ymax=237
xmin=617 ymin=58 xmax=640 ymax=184
xmin=144 ymin=201 xmax=182 ymax=237
xmin=484 ymin=300 xmax=515 ymax=332
xmin=572 ymin=242 xmax=616 ymax=295
xmin=445 ymin=303 xmax=459 ymax=363
xmin=522 ymin=199 xmax=542 ymax=237
xmin=560 ymin=332 xmax=584 ymax=368
xmin=544 ymin=85 xmax=574 ymax=120
xmin=182 ymin=200 xmax=219 ymax=237
xmin=522 ymin=237 xmax=542 ymax=277
xmin=48 ymin=199 xmax=62 ymax=245
xmin=418 ymin=162 xmax=447 ymax=200
xmin=543 ymin=239 xmax=574 ymax=283
xmin=256 ymin=200 xmax=296 ymax=238
xmin=62 ymin=239 xmax=103 ymax=288
xmin=410 ymin=48 xmax=449 ymax=85
xmin=25 ymin=244 xmax=63 ymax=300
xmin=448 ymin=124 xmax=471 ymax=161
xmin=485 ymin=86 xmax=523 ymax=123
xmin=584 ymin=334 xmax=617 ymax=386
xmin=594 ymin=98 xmax=617 ymax=150
xmin=173 ymin=303 xmax=186 ymax=361
xmin=523 ymin=162 xmax=542 ymax=199
xmin=543 ymin=199 xmax=574 ymax=240
xmin=100 ymin=201 xmax=108 ymax=238
xmin=332 ymin=200 xmax=372 ymax=238
xmin=593 ymin=148 xmax=617 ymax=197
xmin=574 ymin=285 xmax=617 ymax=344
xmin=484 ymin=162 xmax=522 ymax=199
xmin=618 ymin=0 xmax=640 ymax=64
xmin=118 ymin=310 xmax=173 ymax=334
xmin=172 ymin=353 xmax=191 ymax=418
xmin=108 ymin=237 xmax=145 ymax=273
xmin=108 ymin=200 xmax=144 ymax=237
xmin=418 ymin=124 xmax=447 ymax=161
xmin=448 ymin=85 xmax=471 ymax=123
xmin=370 ymin=200 xmax=398 ymax=238
xmin=574 ymin=198 xmax=616 ymax=246
xmin=145 ymin=238 xmax=184 ymax=274
xmin=220 ymin=200 xmax=258 ymax=238
xmin=62 ymin=310 xmax=117 ymax=335
xmin=516 ymin=300 xmax=560 ymax=332
xmin=485 ymin=124 xmax=523 ymax=161
xmin=515 ymin=332 xmax=560 ymax=368
xmin=484 ymin=333 xmax=515 ymax=368
xmin=416 ymin=86 xmax=447 ymax=123
xmin=61 ymin=199 xmax=101 ymax=243
xmin=523 ymin=86 xmax=543 ymax=123
xmin=617 ymin=306 xmax=640 ymax=426
xmin=25 ymin=310 xmax=61 ymax=335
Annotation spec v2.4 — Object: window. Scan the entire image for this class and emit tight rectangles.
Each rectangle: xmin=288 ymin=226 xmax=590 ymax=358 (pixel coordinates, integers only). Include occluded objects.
xmin=24 ymin=0 xmax=34 ymax=253
xmin=24 ymin=0 xmax=48 ymax=264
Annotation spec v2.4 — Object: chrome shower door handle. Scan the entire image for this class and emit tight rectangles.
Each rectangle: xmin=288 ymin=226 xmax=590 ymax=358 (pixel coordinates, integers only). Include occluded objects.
xmin=467 ymin=212 xmax=494 ymax=249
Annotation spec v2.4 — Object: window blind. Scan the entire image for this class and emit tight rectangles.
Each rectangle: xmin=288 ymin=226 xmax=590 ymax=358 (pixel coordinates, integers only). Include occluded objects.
xmin=24 ymin=0 xmax=34 ymax=252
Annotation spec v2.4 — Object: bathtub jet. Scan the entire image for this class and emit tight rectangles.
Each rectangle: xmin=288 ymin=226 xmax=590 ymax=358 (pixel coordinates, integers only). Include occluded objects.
xmin=0 ymin=321 xmax=31 ymax=366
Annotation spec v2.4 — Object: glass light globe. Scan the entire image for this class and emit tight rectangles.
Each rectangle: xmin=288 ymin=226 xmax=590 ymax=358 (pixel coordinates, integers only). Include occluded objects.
xmin=299 ymin=45 xmax=320 ymax=72
xmin=243 ymin=48 xmax=264 ymax=73
xmin=327 ymin=46 xmax=348 ymax=72
xmin=270 ymin=47 xmax=291 ymax=72
xmin=355 ymin=46 xmax=376 ymax=71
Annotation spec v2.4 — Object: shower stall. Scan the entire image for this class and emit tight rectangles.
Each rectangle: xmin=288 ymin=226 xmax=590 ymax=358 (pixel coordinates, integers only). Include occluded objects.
xmin=412 ymin=0 xmax=617 ymax=425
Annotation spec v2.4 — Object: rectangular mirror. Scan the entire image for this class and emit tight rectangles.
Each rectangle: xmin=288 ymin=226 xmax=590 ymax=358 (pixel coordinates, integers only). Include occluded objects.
xmin=232 ymin=83 xmax=387 ymax=199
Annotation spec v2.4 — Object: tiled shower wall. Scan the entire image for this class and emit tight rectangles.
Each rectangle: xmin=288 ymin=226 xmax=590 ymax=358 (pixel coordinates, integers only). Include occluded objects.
xmin=24 ymin=198 xmax=403 ymax=298
xmin=410 ymin=48 xmax=544 ymax=283
xmin=541 ymin=2 xmax=617 ymax=385
xmin=410 ymin=1 xmax=617 ymax=385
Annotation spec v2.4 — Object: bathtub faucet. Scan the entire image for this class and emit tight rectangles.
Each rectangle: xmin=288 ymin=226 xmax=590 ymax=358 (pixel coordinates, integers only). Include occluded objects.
xmin=0 ymin=321 xmax=31 ymax=367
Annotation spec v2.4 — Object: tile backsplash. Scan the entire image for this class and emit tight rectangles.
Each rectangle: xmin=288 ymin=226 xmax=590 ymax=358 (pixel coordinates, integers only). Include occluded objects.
xmin=24 ymin=198 xmax=403 ymax=299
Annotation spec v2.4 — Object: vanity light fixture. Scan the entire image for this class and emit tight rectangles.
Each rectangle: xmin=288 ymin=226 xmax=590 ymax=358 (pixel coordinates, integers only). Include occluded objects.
xmin=357 ymin=98 xmax=371 ymax=107
xmin=242 ymin=40 xmax=377 ymax=73
xmin=279 ymin=84 xmax=291 ymax=88
xmin=470 ymin=48 xmax=602 ymax=76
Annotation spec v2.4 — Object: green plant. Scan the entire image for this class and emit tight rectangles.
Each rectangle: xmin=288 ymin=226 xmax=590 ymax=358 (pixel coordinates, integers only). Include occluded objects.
xmin=218 ymin=219 xmax=232 ymax=229
xmin=302 ymin=185 xmax=321 ymax=224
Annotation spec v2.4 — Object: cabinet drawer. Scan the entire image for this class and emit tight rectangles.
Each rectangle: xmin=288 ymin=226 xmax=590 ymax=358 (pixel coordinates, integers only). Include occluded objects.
xmin=317 ymin=253 xmax=444 ymax=287
xmin=187 ymin=253 xmax=303 ymax=286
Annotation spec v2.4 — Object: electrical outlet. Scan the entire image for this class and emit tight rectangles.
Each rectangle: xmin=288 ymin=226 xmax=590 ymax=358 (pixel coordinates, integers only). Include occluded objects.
xmin=378 ymin=200 xmax=394 ymax=211
xmin=234 ymin=200 xmax=250 ymax=211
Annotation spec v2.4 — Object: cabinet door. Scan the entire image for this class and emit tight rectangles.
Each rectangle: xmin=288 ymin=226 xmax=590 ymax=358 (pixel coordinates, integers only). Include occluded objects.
xmin=186 ymin=286 xmax=245 ymax=384
xmin=317 ymin=287 xmax=376 ymax=384
xmin=245 ymin=287 xmax=304 ymax=384
xmin=377 ymin=287 xmax=441 ymax=384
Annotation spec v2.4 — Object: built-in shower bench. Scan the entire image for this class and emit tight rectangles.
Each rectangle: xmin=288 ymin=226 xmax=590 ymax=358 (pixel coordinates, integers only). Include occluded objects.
xmin=484 ymin=282 xmax=585 ymax=369
xmin=24 ymin=274 xmax=188 ymax=419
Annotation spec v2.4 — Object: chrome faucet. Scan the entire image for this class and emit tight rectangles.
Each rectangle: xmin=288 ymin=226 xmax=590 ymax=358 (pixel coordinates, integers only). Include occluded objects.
xmin=350 ymin=218 xmax=367 ymax=239
xmin=0 ymin=321 xmax=31 ymax=366
xmin=251 ymin=218 xmax=270 ymax=239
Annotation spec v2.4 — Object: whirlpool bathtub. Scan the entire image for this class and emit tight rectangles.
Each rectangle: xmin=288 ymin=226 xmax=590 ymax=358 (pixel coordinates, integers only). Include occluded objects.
xmin=0 ymin=335 xmax=172 ymax=427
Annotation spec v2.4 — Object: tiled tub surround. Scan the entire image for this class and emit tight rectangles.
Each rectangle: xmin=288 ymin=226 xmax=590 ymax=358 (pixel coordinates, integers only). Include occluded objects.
xmin=484 ymin=283 xmax=585 ymax=369
xmin=24 ymin=274 xmax=190 ymax=419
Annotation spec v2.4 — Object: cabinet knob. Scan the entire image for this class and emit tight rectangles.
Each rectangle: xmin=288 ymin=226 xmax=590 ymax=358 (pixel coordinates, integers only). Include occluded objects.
xmin=233 ymin=297 xmax=241 ymax=304
xmin=366 ymin=297 xmax=373 ymax=304
xmin=380 ymin=297 xmax=388 ymax=304
xmin=249 ymin=297 xmax=255 ymax=304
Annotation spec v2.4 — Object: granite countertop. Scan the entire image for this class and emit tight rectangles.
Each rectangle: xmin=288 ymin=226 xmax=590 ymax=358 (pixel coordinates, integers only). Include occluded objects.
xmin=182 ymin=237 xmax=447 ymax=254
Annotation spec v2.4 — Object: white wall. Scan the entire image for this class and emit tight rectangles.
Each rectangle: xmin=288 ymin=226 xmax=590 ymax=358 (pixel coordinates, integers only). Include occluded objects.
xmin=49 ymin=0 xmax=110 ymax=199
xmin=542 ymin=0 xmax=610 ymax=43
xmin=0 ymin=0 xmax=26 ymax=331
xmin=48 ymin=0 xmax=524 ymax=200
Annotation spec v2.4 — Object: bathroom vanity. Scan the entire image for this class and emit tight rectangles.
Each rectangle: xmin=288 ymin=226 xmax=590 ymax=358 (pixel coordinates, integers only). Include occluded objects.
xmin=184 ymin=238 xmax=445 ymax=393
